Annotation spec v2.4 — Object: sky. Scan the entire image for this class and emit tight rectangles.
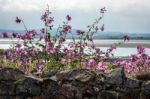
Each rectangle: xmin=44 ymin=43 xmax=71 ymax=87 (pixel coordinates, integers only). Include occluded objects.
xmin=0 ymin=0 xmax=150 ymax=33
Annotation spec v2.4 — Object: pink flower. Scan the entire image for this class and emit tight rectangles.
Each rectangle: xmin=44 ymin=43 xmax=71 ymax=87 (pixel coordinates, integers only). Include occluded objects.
xmin=41 ymin=12 xmax=48 ymax=21
xmin=130 ymin=54 xmax=136 ymax=60
xmin=123 ymin=35 xmax=130 ymax=41
xmin=67 ymin=50 xmax=74 ymax=58
xmin=15 ymin=44 xmax=21 ymax=51
xmin=15 ymin=17 xmax=21 ymax=23
xmin=35 ymin=59 xmax=44 ymax=72
xmin=59 ymin=37 xmax=65 ymax=44
xmin=136 ymin=53 xmax=142 ymax=58
xmin=46 ymin=18 xmax=53 ymax=24
xmin=68 ymin=43 xmax=75 ymax=48
xmin=60 ymin=58 xmax=66 ymax=64
xmin=66 ymin=15 xmax=71 ymax=21
xmin=39 ymin=34 xmax=46 ymax=41
xmin=20 ymin=58 xmax=28 ymax=70
xmin=115 ymin=60 xmax=127 ymax=66
xmin=45 ymin=45 xmax=55 ymax=54
xmin=136 ymin=59 xmax=142 ymax=65
xmin=125 ymin=62 xmax=133 ymax=73
xmin=108 ymin=46 xmax=114 ymax=53
xmin=22 ymin=30 xmax=36 ymax=40
xmin=86 ymin=58 xmax=94 ymax=69
xmin=62 ymin=25 xmax=71 ymax=33
xmin=76 ymin=30 xmax=84 ymax=35
xmin=12 ymin=32 xmax=18 ymax=38
xmin=91 ymin=43 xmax=95 ymax=49
xmin=40 ymin=28 xmax=45 ymax=33
xmin=3 ymin=50 xmax=9 ymax=58
xmin=96 ymin=61 xmax=107 ymax=72
xmin=2 ymin=32 xmax=8 ymax=38
xmin=137 ymin=45 xmax=145 ymax=54
xmin=105 ymin=52 xmax=109 ymax=58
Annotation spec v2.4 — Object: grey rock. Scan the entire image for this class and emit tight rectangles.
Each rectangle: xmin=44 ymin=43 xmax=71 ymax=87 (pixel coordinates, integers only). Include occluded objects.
xmin=69 ymin=69 xmax=96 ymax=83
xmin=125 ymin=78 xmax=141 ymax=89
xmin=105 ymin=67 xmax=125 ymax=85
xmin=56 ymin=69 xmax=96 ymax=83
xmin=0 ymin=68 xmax=25 ymax=81
xmin=98 ymin=91 xmax=119 ymax=99
xmin=60 ymin=84 xmax=82 ymax=99
xmin=42 ymin=69 xmax=58 ymax=78
xmin=0 ymin=81 xmax=15 ymax=95
xmin=56 ymin=70 xmax=70 ymax=81
xmin=15 ymin=77 xmax=41 ymax=96
xmin=141 ymin=80 xmax=150 ymax=95
xmin=0 ymin=96 xmax=16 ymax=99
xmin=41 ymin=78 xmax=60 ymax=98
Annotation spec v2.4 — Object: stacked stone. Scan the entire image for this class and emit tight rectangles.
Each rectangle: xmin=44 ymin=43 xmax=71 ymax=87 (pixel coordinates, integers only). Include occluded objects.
xmin=0 ymin=67 xmax=150 ymax=99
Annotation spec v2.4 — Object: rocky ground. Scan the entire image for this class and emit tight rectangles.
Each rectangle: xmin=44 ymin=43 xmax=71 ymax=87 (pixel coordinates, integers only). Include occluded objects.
xmin=0 ymin=67 xmax=150 ymax=99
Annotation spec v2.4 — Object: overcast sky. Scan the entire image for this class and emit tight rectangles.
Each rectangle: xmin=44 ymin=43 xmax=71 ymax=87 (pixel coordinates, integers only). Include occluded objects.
xmin=0 ymin=0 xmax=150 ymax=33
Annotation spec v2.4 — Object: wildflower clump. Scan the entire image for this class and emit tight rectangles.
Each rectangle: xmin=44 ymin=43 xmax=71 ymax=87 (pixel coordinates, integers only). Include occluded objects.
xmin=0 ymin=6 xmax=149 ymax=77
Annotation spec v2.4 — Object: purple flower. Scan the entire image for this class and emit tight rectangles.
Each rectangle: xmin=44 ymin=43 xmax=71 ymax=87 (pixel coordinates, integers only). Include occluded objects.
xmin=20 ymin=58 xmax=28 ymax=70
xmin=3 ymin=50 xmax=9 ymax=58
xmin=130 ymin=54 xmax=136 ymax=61
xmin=62 ymin=25 xmax=71 ymax=33
xmin=15 ymin=44 xmax=21 ymax=51
xmin=108 ymin=46 xmax=114 ymax=53
xmin=125 ymin=62 xmax=134 ymax=73
xmin=67 ymin=50 xmax=74 ymax=58
xmin=2 ymin=32 xmax=8 ymax=38
xmin=59 ymin=37 xmax=65 ymax=44
xmin=86 ymin=58 xmax=94 ymax=69
xmin=60 ymin=58 xmax=66 ymax=64
xmin=136 ymin=59 xmax=143 ymax=65
xmin=22 ymin=30 xmax=36 ymax=40
xmin=40 ymin=28 xmax=45 ymax=33
xmin=66 ymin=15 xmax=71 ymax=21
xmin=12 ymin=32 xmax=18 ymax=38
xmin=123 ymin=35 xmax=130 ymax=41
xmin=68 ymin=43 xmax=75 ymax=48
xmin=105 ymin=52 xmax=109 ymax=58
xmin=39 ymin=34 xmax=46 ymax=41
xmin=15 ymin=17 xmax=21 ymax=23
xmin=116 ymin=60 xmax=127 ymax=66
xmin=35 ymin=59 xmax=44 ymax=72
xmin=41 ymin=12 xmax=48 ymax=21
xmin=46 ymin=18 xmax=53 ymax=24
xmin=76 ymin=30 xmax=84 ymax=35
xmin=45 ymin=45 xmax=55 ymax=54
xmin=91 ymin=43 xmax=95 ymax=49
xmin=137 ymin=45 xmax=145 ymax=54
xmin=96 ymin=61 xmax=108 ymax=72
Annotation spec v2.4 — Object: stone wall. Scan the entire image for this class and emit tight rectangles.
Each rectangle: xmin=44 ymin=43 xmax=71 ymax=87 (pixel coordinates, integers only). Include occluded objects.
xmin=0 ymin=67 xmax=150 ymax=99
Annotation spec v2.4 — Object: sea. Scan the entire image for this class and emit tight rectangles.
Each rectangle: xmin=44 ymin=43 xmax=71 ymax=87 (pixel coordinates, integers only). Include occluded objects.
xmin=0 ymin=29 xmax=150 ymax=56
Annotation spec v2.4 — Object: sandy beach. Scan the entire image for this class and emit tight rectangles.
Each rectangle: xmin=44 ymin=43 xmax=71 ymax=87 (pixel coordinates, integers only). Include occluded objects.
xmin=0 ymin=39 xmax=150 ymax=48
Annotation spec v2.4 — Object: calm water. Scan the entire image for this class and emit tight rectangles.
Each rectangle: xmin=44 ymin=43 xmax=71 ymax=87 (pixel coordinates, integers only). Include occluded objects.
xmin=0 ymin=39 xmax=150 ymax=56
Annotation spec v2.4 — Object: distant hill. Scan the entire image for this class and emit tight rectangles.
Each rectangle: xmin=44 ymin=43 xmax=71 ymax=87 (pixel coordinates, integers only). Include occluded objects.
xmin=0 ymin=29 xmax=150 ymax=40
